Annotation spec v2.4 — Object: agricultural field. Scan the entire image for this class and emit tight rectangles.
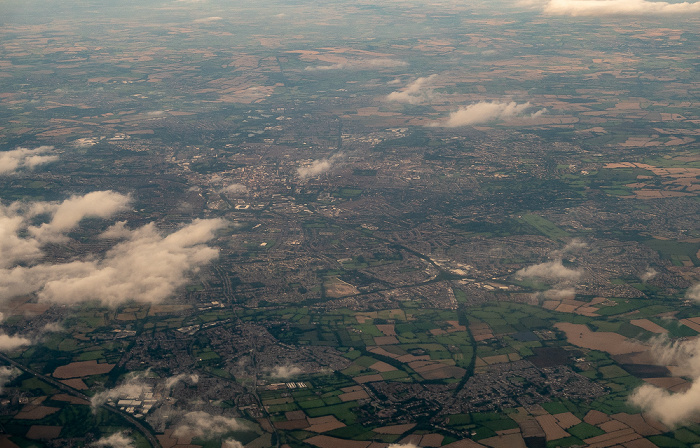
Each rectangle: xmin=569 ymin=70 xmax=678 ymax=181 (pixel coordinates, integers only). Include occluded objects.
xmin=2 ymin=0 xmax=700 ymax=446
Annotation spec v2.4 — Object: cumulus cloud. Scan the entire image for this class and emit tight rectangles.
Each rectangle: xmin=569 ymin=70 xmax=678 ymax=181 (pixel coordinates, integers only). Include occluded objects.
xmin=543 ymin=0 xmax=700 ymax=16
xmin=297 ymin=153 xmax=344 ymax=180
xmin=386 ymin=75 xmax=438 ymax=104
xmin=42 ymin=322 xmax=63 ymax=333
xmin=431 ymin=101 xmax=546 ymax=127
xmin=358 ymin=58 xmax=408 ymax=68
xmin=0 ymin=191 xmax=225 ymax=307
xmin=164 ymin=373 xmax=199 ymax=391
xmin=646 ymin=335 xmax=700 ymax=373
xmin=0 ymin=203 xmax=45 ymax=267
xmin=0 ymin=311 xmax=42 ymax=352
xmin=0 ymin=191 xmax=129 ymax=267
xmin=686 ymin=284 xmax=700 ymax=302
xmin=542 ymin=287 xmax=576 ymax=300
xmin=630 ymin=383 xmax=700 ymax=428
xmin=93 ymin=432 xmax=135 ymax=448
xmin=516 ymin=259 xmax=581 ymax=282
xmin=0 ymin=146 xmax=58 ymax=175
xmin=305 ymin=58 xmax=407 ymax=71
xmin=222 ymin=440 xmax=244 ymax=448
xmin=0 ymin=366 xmax=20 ymax=394
xmin=270 ymin=365 xmax=302 ymax=379
xmin=28 ymin=191 xmax=132 ymax=243
xmin=298 ymin=159 xmax=331 ymax=179
xmin=630 ymin=337 xmax=700 ymax=426
xmin=562 ymin=238 xmax=587 ymax=252
xmin=640 ymin=268 xmax=658 ymax=282
xmin=193 ymin=16 xmax=222 ymax=23
xmin=0 ymin=218 xmax=227 ymax=307
xmin=173 ymin=411 xmax=246 ymax=439
xmin=91 ymin=373 xmax=151 ymax=410
xmin=550 ymin=239 xmax=587 ymax=258
xmin=524 ymin=241 xmax=588 ymax=279
xmin=0 ymin=333 xmax=31 ymax=352
xmin=220 ymin=184 xmax=248 ymax=195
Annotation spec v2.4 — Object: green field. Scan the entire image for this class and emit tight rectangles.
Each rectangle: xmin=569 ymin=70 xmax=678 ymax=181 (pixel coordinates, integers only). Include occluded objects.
xmin=519 ymin=214 xmax=570 ymax=241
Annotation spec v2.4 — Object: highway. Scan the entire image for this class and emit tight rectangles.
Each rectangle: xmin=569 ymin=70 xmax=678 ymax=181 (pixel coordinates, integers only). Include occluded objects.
xmin=0 ymin=352 xmax=162 ymax=448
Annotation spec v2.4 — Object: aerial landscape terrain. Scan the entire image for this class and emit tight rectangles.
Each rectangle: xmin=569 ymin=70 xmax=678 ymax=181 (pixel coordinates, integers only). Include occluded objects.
xmin=1 ymin=0 xmax=700 ymax=447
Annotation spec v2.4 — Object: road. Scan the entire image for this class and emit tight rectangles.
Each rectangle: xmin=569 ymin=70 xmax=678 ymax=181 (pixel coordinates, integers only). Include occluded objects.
xmin=0 ymin=352 xmax=162 ymax=448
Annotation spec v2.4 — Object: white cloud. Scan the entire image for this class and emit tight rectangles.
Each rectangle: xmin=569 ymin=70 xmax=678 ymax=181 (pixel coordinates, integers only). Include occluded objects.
xmin=359 ymin=58 xmax=408 ymax=68
xmin=270 ymin=365 xmax=302 ymax=379
xmin=630 ymin=337 xmax=700 ymax=426
xmin=29 ymin=191 xmax=132 ymax=243
xmin=173 ymin=411 xmax=246 ymax=439
xmin=42 ymin=322 xmax=63 ymax=333
xmin=388 ymin=444 xmax=420 ymax=448
xmin=305 ymin=58 xmax=407 ymax=71
xmin=164 ymin=373 xmax=199 ymax=391
xmin=92 ymin=432 xmax=136 ymax=448
xmin=297 ymin=153 xmax=344 ymax=180
xmin=298 ymin=159 xmax=331 ymax=178
xmin=0 ymin=191 xmax=225 ymax=307
xmin=222 ymin=440 xmax=244 ymax=448
xmin=641 ymin=268 xmax=658 ymax=282
xmin=516 ymin=259 xmax=581 ymax=282
xmin=386 ymin=75 xmax=438 ymax=104
xmin=686 ymin=284 xmax=700 ymax=302
xmin=630 ymin=383 xmax=700 ymax=428
xmin=542 ymin=287 xmax=576 ymax=300
xmin=562 ymin=238 xmax=587 ymax=252
xmin=0 ymin=366 xmax=20 ymax=394
xmin=193 ymin=16 xmax=222 ymax=23
xmin=0 ymin=218 xmax=227 ymax=307
xmin=550 ymin=239 xmax=588 ymax=258
xmin=646 ymin=335 xmax=700 ymax=375
xmin=0 ymin=333 xmax=31 ymax=352
xmin=0 ymin=146 xmax=58 ymax=175
xmin=91 ymin=373 xmax=151 ymax=409
xmin=0 ymin=191 xmax=130 ymax=269
xmin=0 ymin=202 xmax=44 ymax=268
xmin=431 ymin=101 xmax=546 ymax=127
xmin=543 ymin=0 xmax=700 ymax=16
xmin=220 ymin=184 xmax=248 ymax=195
xmin=99 ymin=221 xmax=132 ymax=239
